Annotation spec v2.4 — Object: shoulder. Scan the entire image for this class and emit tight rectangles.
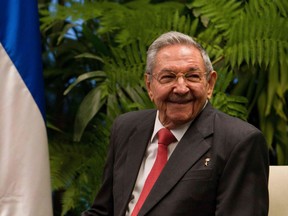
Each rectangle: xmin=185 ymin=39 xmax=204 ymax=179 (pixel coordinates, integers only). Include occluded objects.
xmin=207 ymin=107 xmax=268 ymax=163
xmin=112 ymin=109 xmax=156 ymax=129
xmin=213 ymin=108 xmax=261 ymax=136
xmin=199 ymin=102 xmax=261 ymax=137
xmin=109 ymin=109 xmax=156 ymax=146
xmin=210 ymin=108 xmax=267 ymax=154
xmin=116 ymin=109 xmax=156 ymax=120
xmin=199 ymin=103 xmax=265 ymax=145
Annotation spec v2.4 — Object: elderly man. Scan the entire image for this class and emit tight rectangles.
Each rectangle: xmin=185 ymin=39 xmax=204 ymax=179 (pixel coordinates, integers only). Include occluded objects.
xmin=82 ymin=31 xmax=269 ymax=216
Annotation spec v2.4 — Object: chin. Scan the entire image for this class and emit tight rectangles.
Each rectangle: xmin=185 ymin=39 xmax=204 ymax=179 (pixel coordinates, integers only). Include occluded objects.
xmin=168 ymin=114 xmax=193 ymax=124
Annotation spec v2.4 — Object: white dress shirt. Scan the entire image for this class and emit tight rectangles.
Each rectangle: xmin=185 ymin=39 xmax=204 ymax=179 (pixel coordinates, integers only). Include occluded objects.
xmin=125 ymin=112 xmax=192 ymax=215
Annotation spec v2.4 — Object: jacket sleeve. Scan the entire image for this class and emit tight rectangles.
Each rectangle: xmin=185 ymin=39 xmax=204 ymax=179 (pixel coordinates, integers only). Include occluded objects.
xmin=215 ymin=130 xmax=269 ymax=216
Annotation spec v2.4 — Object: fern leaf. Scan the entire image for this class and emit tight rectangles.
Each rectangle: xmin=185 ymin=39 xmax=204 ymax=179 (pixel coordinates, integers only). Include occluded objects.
xmin=74 ymin=85 xmax=107 ymax=141
xmin=274 ymin=0 xmax=288 ymax=17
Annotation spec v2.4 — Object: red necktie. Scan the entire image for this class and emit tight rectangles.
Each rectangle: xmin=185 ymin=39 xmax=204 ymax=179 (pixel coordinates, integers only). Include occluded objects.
xmin=131 ymin=128 xmax=176 ymax=216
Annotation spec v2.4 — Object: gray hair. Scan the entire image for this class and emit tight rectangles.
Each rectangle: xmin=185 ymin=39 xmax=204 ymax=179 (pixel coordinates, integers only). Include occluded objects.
xmin=146 ymin=31 xmax=213 ymax=78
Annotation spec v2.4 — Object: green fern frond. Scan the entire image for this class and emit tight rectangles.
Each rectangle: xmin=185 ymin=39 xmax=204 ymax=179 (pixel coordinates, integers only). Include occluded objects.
xmin=213 ymin=67 xmax=234 ymax=93
xmin=89 ymin=1 xmax=181 ymax=46
xmin=211 ymin=92 xmax=248 ymax=121
xmin=105 ymin=43 xmax=146 ymax=89
xmin=273 ymin=0 xmax=288 ymax=17
xmin=74 ymin=85 xmax=108 ymax=141
xmin=196 ymin=27 xmax=224 ymax=60
xmin=226 ymin=14 xmax=288 ymax=67
xmin=188 ymin=0 xmax=242 ymax=33
xmin=49 ymin=130 xmax=107 ymax=213
xmin=72 ymin=40 xmax=149 ymax=140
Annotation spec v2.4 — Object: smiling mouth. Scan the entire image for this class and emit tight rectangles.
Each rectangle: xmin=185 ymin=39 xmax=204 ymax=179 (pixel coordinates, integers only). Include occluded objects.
xmin=168 ymin=99 xmax=192 ymax=104
xmin=168 ymin=94 xmax=194 ymax=103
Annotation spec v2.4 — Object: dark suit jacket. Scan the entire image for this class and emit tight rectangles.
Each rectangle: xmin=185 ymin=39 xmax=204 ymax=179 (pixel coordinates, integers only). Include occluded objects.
xmin=82 ymin=102 xmax=269 ymax=216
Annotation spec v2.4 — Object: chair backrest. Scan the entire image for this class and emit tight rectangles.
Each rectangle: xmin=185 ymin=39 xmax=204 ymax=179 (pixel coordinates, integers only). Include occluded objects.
xmin=268 ymin=166 xmax=288 ymax=216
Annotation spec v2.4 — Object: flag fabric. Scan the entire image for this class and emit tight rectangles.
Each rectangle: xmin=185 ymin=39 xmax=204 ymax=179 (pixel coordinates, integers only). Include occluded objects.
xmin=0 ymin=0 xmax=53 ymax=215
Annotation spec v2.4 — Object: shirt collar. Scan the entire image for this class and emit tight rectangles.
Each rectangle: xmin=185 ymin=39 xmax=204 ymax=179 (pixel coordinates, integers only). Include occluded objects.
xmin=150 ymin=100 xmax=208 ymax=142
xmin=150 ymin=112 xmax=192 ymax=143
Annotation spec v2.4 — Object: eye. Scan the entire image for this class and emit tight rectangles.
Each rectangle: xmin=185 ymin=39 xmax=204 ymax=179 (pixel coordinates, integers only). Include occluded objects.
xmin=185 ymin=73 xmax=201 ymax=82
xmin=158 ymin=73 xmax=176 ymax=84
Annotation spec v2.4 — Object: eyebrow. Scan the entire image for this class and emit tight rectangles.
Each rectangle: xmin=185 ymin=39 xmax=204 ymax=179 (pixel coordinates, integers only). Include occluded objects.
xmin=187 ymin=67 xmax=201 ymax=72
xmin=159 ymin=68 xmax=175 ymax=73
xmin=160 ymin=67 xmax=201 ymax=73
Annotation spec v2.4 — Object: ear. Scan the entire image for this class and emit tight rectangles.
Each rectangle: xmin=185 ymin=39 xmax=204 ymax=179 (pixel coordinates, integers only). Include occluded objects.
xmin=145 ymin=73 xmax=154 ymax=102
xmin=207 ymin=71 xmax=217 ymax=99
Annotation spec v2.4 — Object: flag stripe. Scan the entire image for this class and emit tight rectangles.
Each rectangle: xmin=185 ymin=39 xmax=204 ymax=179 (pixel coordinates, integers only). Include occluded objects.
xmin=0 ymin=0 xmax=45 ymax=119
xmin=0 ymin=45 xmax=52 ymax=215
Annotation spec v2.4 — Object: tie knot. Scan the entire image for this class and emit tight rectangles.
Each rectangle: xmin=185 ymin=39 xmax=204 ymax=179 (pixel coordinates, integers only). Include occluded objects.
xmin=158 ymin=128 xmax=176 ymax=146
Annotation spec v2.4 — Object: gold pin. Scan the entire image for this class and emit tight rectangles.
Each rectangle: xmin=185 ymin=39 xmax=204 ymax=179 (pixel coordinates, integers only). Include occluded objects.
xmin=204 ymin=158 xmax=210 ymax=166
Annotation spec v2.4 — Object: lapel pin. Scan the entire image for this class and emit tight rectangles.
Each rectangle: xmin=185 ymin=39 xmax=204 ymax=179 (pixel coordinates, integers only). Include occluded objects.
xmin=204 ymin=158 xmax=210 ymax=166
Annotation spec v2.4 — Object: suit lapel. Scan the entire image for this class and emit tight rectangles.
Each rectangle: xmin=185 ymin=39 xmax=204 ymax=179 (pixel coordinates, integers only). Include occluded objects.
xmin=118 ymin=111 xmax=156 ymax=216
xmin=139 ymin=103 xmax=215 ymax=215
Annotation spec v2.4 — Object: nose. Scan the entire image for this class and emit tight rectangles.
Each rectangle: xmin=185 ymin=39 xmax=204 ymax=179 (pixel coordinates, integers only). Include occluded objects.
xmin=173 ymin=76 xmax=189 ymax=94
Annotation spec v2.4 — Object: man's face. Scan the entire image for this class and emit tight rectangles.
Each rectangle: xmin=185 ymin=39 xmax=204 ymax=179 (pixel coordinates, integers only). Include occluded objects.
xmin=145 ymin=44 xmax=217 ymax=129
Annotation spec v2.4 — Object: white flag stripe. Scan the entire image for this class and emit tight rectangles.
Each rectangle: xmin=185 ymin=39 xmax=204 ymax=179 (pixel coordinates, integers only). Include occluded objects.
xmin=0 ymin=43 xmax=52 ymax=215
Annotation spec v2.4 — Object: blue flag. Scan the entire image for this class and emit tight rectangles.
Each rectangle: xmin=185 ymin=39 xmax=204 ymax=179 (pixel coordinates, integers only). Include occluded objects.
xmin=0 ymin=0 xmax=53 ymax=215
